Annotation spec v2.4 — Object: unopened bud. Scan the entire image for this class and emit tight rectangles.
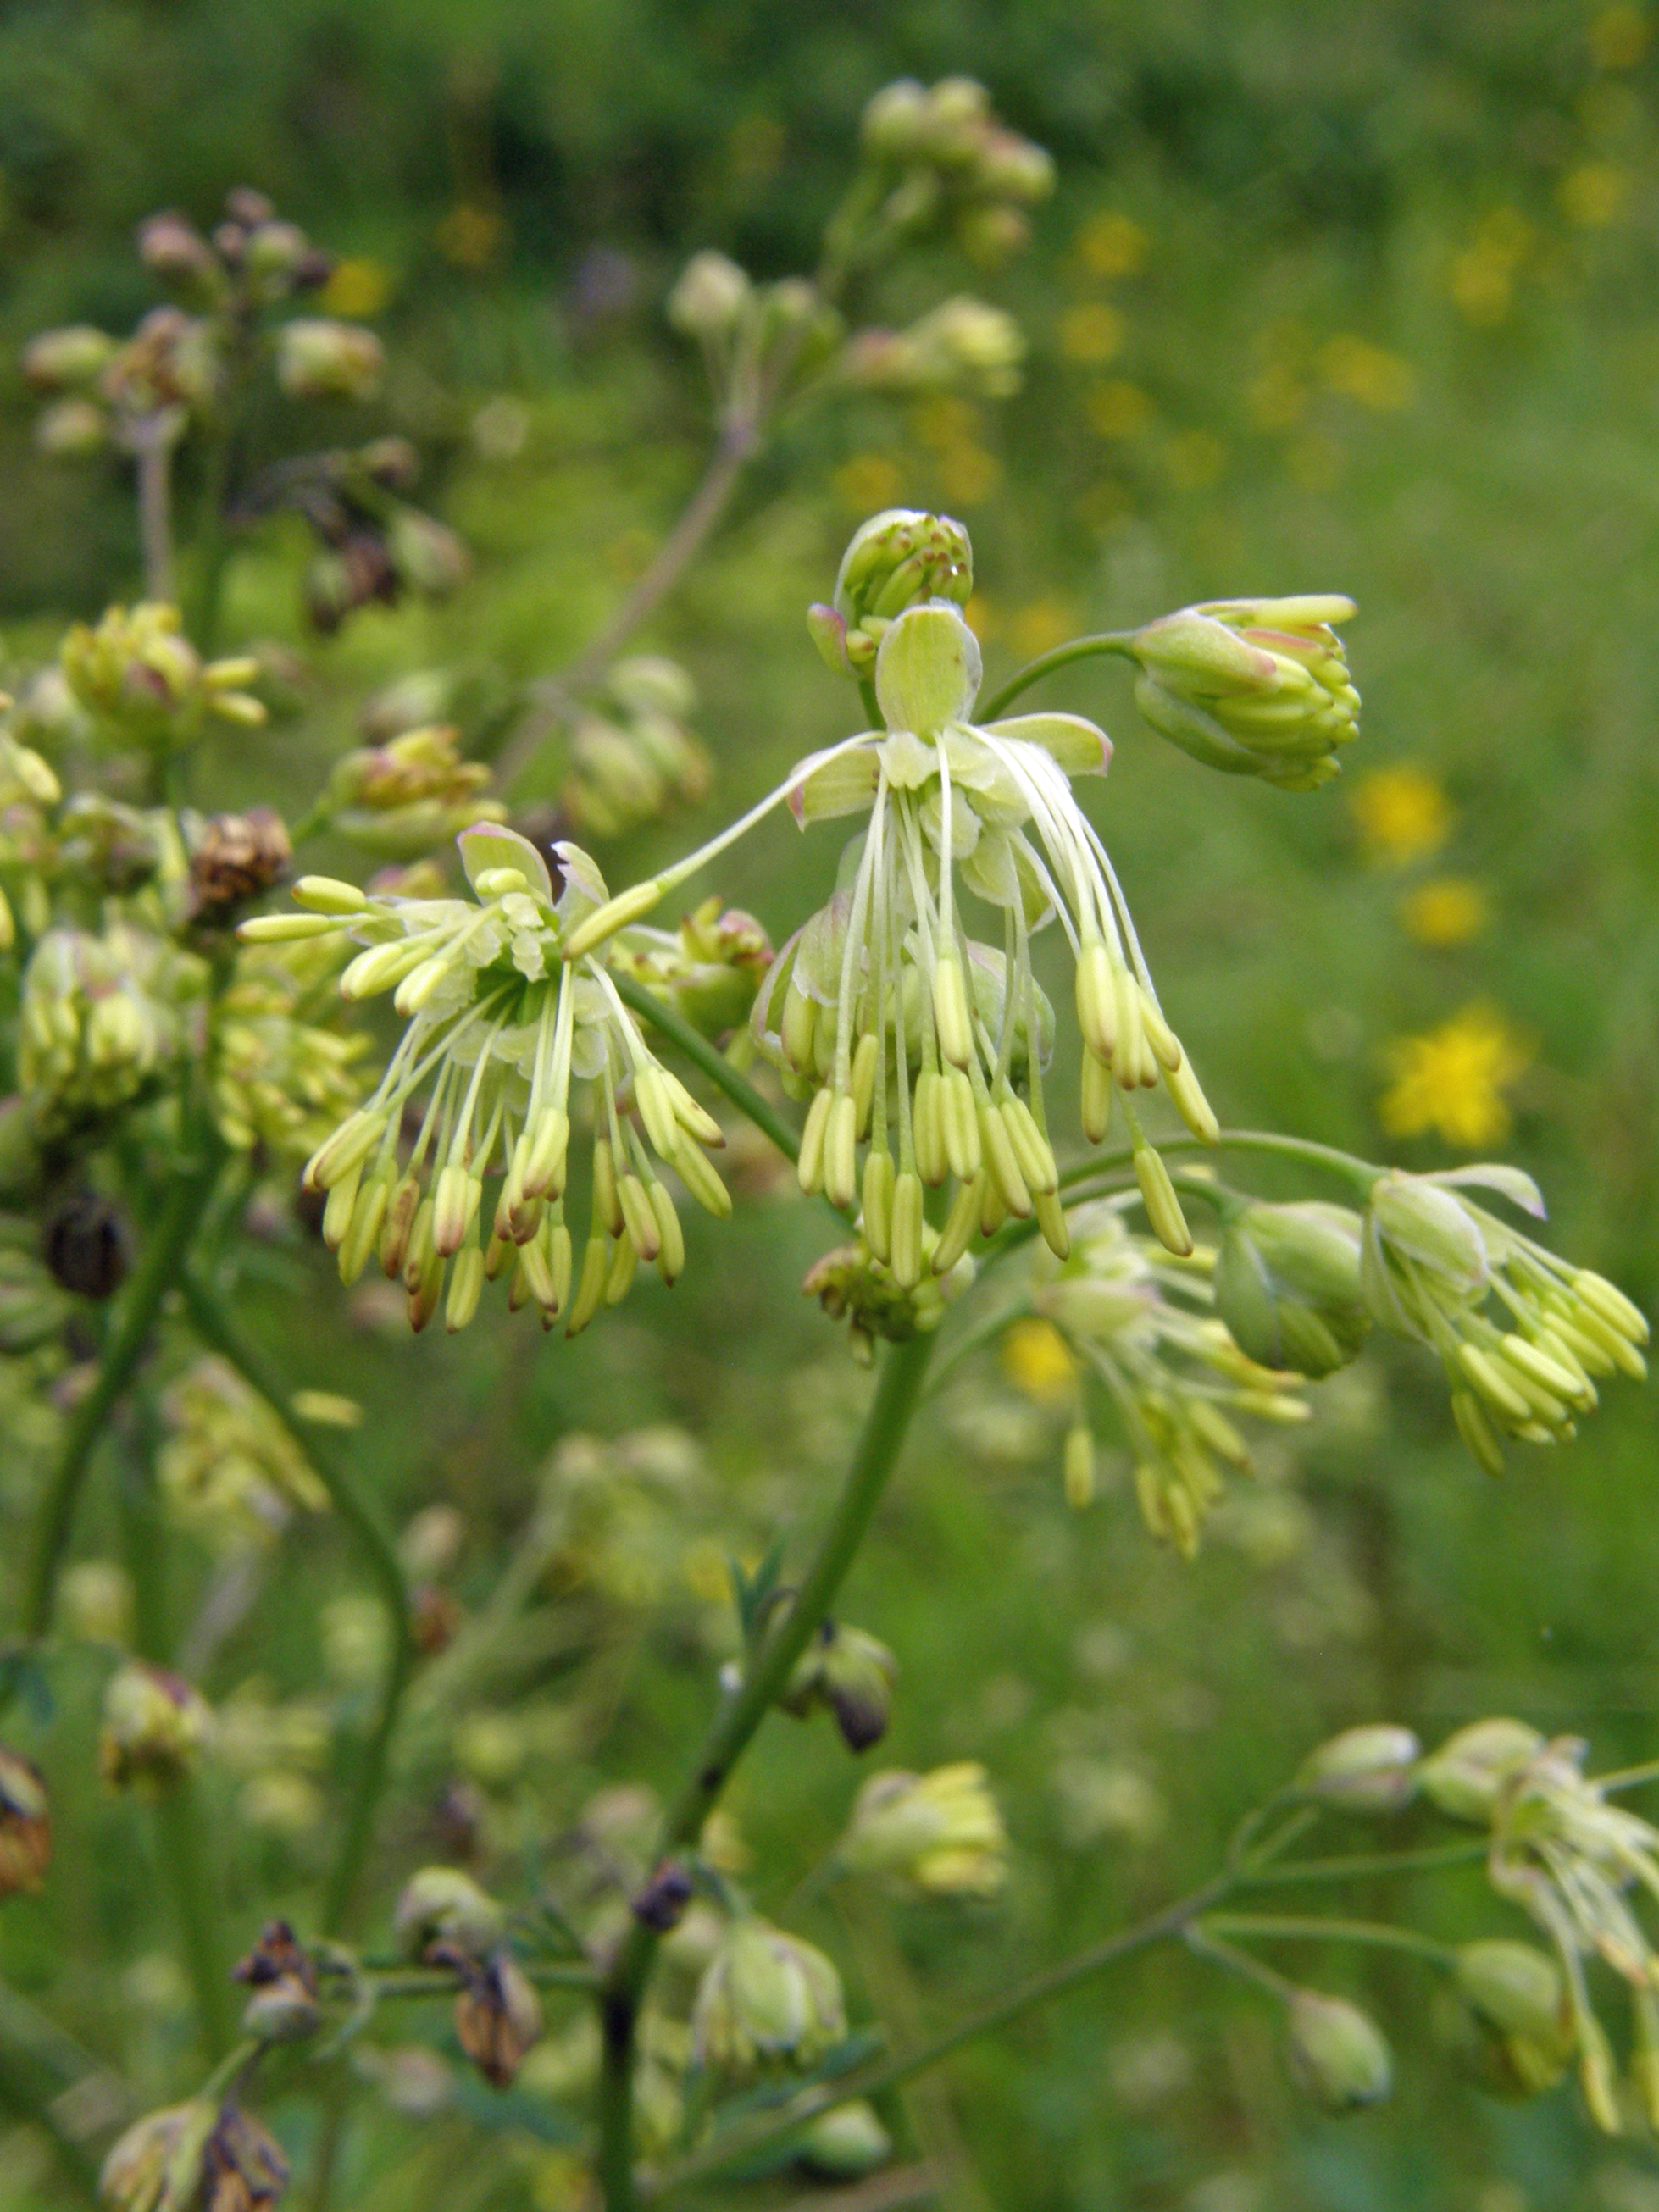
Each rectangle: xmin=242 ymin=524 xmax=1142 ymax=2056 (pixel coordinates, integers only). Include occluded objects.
xmin=0 ymin=1748 xmax=51 ymax=1897
xmin=1217 ymin=1200 xmax=1368 ymax=1377
xmin=98 ymin=1663 xmax=210 ymax=1795
xmin=1418 ymin=1718 xmax=1543 ymax=1825
xmin=1295 ymin=1725 xmax=1419 ymax=1813
xmin=277 ymin=318 xmax=384 ymax=402
xmin=1284 ymin=1989 xmax=1392 ymax=2114
xmin=668 ymin=250 xmax=752 ymax=340
xmin=393 ymin=1866 xmax=506 ymax=1958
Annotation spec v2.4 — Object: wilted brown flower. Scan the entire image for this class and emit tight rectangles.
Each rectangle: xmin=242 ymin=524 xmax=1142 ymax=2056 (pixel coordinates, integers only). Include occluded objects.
xmin=0 ymin=1747 xmax=51 ymax=1896
xmin=188 ymin=811 xmax=292 ymax=923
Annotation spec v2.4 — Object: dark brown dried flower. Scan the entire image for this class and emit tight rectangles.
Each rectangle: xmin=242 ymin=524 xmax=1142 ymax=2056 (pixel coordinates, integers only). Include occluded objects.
xmin=430 ymin=1942 xmax=543 ymax=2088
xmin=189 ymin=809 xmax=291 ymax=921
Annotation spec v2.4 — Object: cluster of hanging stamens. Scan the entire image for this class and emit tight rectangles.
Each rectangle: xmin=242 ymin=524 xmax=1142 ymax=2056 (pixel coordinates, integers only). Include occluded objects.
xmin=735 ymin=599 xmax=1218 ymax=1280
xmin=241 ymin=828 xmax=731 ymax=1334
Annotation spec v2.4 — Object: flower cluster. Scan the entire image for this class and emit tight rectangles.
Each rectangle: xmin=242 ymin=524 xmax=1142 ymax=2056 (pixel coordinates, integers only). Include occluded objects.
xmin=1360 ymin=1167 xmax=1647 ymax=1474
xmin=749 ymin=596 xmax=1220 ymax=1283
xmin=101 ymin=2097 xmax=287 ymax=2212
xmin=284 ymin=440 xmax=469 ymax=635
xmin=803 ymin=1222 xmax=974 ymax=1363
xmin=99 ymin=1662 xmax=212 ymax=1796
xmin=561 ymin=656 xmax=713 ymax=842
xmin=1418 ymin=1719 xmax=1659 ymax=2132
xmin=19 ymin=922 xmax=205 ymax=1135
xmin=158 ymin=1355 xmax=330 ymax=1550
xmin=840 ymin=295 xmax=1026 ymax=401
xmin=857 ymin=75 xmax=1055 ymax=265
xmin=608 ymin=895 xmax=773 ymax=1044
xmin=692 ymin=1915 xmax=846 ymax=2078
xmin=1027 ymin=1201 xmax=1310 ymax=1555
xmin=837 ymin=1761 xmax=1007 ymax=1895
xmin=212 ymin=931 xmax=372 ymax=1159
xmin=1129 ymin=598 xmax=1361 ymax=791
xmin=60 ymin=603 xmax=265 ymax=751
xmin=244 ymin=828 xmax=733 ymax=1335
xmin=323 ymin=723 xmax=506 ymax=857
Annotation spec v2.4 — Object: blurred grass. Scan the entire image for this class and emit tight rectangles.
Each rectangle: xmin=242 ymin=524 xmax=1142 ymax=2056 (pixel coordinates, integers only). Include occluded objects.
xmin=3 ymin=4 xmax=1659 ymax=2210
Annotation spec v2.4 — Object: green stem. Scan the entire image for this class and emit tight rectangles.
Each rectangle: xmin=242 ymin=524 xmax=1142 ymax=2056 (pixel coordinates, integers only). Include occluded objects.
xmin=610 ymin=971 xmax=802 ymax=1167
xmin=976 ymin=632 xmax=1137 ymax=723
xmin=19 ymin=1164 xmax=219 ymax=1652
xmin=644 ymin=1869 xmax=1235 ymax=2201
xmin=178 ymin=1267 xmax=415 ymax=1937
xmin=188 ymin=421 xmax=236 ymax=655
xmin=1197 ymin=1911 xmax=1457 ymax=1968
xmin=600 ymin=1329 xmax=935 ymax=2209
xmin=1057 ymin=1129 xmax=1380 ymax=1200
xmin=0 ymin=1976 xmax=112 ymax=2202
xmin=347 ymin=1961 xmax=596 ymax=1998
xmin=153 ymin=1785 xmax=238 ymax=2059
xmin=1595 ymin=1760 xmax=1659 ymax=1794
xmin=117 ymin=1400 xmax=236 ymax=2061
xmin=1235 ymin=1838 xmax=1490 ymax=1887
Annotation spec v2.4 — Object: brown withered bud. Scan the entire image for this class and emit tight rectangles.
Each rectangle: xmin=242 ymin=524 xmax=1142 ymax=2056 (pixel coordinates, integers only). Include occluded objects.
xmin=234 ymin=1919 xmax=316 ymax=1993
xmin=630 ymin=1859 xmax=693 ymax=1933
xmin=0 ymin=1747 xmax=51 ymax=1897
xmin=409 ymin=1583 xmax=463 ymax=1656
xmin=43 ymin=1192 xmax=129 ymax=1300
xmin=202 ymin=2102 xmax=289 ymax=2212
xmin=136 ymin=212 xmax=219 ymax=295
xmin=358 ymin=436 xmax=420 ymax=494
xmin=188 ymin=809 xmax=291 ymax=921
xmin=439 ymin=1946 xmax=543 ymax=2089
xmin=292 ymin=248 xmax=336 ymax=293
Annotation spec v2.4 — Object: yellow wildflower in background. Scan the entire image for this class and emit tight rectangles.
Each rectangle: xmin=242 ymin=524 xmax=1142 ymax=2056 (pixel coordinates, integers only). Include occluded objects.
xmin=1319 ymin=336 xmax=1415 ymax=412
xmin=1008 ymin=600 xmax=1078 ymax=657
xmin=937 ymin=442 xmax=1002 ymax=504
xmin=436 ymin=203 xmax=505 ymax=269
xmin=1085 ymin=380 xmax=1154 ymax=437
xmin=318 ymin=258 xmax=393 ymax=318
xmin=1559 ymin=164 xmax=1632 ymax=225
xmin=1351 ymin=765 xmax=1453 ymax=867
xmin=1379 ymin=1003 xmax=1530 ymax=1149
xmin=1450 ymin=208 xmax=1534 ymax=327
xmin=1399 ymin=878 xmax=1490 ymax=947
xmin=1002 ymin=1317 xmax=1078 ymax=1405
xmin=833 ymin=453 xmax=907 ymax=513
xmin=1591 ymin=3 xmax=1651 ymax=68
xmin=1057 ymin=302 xmax=1125 ymax=364
xmin=1163 ymin=430 xmax=1228 ymax=489
xmin=1075 ymin=211 xmax=1147 ymax=278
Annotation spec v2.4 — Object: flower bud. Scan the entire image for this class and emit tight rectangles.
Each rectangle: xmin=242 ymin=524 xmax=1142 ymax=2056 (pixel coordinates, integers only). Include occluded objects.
xmin=1284 ymin=1989 xmax=1392 ymax=2113
xmin=783 ymin=1621 xmax=898 ymax=1752
xmin=1367 ymin=1171 xmax=1489 ymax=1301
xmin=393 ymin=1866 xmax=507 ymax=1959
xmin=1294 ymin=1725 xmax=1420 ymax=1814
xmin=798 ymin=2100 xmax=893 ymax=2180
xmin=862 ymin=79 xmax=932 ymax=159
xmin=277 ymin=318 xmax=385 ymax=402
xmin=98 ymin=1663 xmax=210 ymax=1795
xmin=0 ymin=1747 xmax=51 ymax=1896
xmin=136 ymin=213 xmax=222 ymax=299
xmin=1449 ymin=1940 xmax=1571 ymax=2098
xmin=842 ymin=297 xmax=1024 ymax=401
xmin=668 ymin=250 xmax=752 ymax=340
xmin=23 ymin=325 xmax=116 ymax=391
xmin=1417 ymin=1718 xmax=1543 ymax=1825
xmin=692 ymin=1916 xmax=846 ymax=2077
xmin=1216 ymin=1200 xmax=1368 ymax=1378
xmin=100 ymin=2098 xmax=216 ymax=2212
xmin=1130 ymin=597 xmax=1359 ymax=790
xmin=36 ymin=397 xmax=108 ymax=457
xmin=821 ymin=510 xmax=973 ymax=675
xmin=838 ymin=1762 xmax=1007 ymax=1894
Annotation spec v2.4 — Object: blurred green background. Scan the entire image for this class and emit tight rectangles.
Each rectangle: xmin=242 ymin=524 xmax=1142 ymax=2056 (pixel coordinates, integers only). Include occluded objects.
xmin=3 ymin=3 xmax=1659 ymax=2209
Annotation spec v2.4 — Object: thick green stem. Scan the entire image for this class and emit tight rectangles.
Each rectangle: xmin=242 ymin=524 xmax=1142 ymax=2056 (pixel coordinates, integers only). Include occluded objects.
xmin=19 ymin=1165 xmax=218 ymax=1653
xmin=178 ymin=1268 xmax=415 ymax=1937
xmin=598 ymin=1329 xmax=935 ymax=2209
xmin=610 ymin=973 xmax=802 ymax=1167
xmin=976 ymin=632 xmax=1137 ymax=723
xmin=644 ymin=1870 xmax=1236 ymax=2200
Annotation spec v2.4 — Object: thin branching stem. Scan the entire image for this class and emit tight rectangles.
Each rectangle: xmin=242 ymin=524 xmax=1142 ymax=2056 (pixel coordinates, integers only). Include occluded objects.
xmin=1197 ymin=1910 xmax=1458 ymax=1968
xmin=597 ymin=1329 xmax=934 ymax=2209
xmin=976 ymin=632 xmax=1139 ymax=723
